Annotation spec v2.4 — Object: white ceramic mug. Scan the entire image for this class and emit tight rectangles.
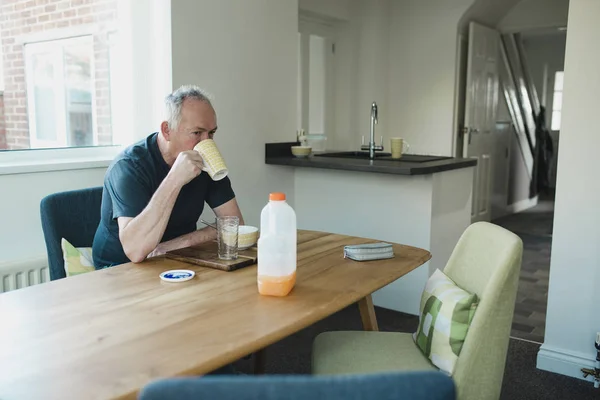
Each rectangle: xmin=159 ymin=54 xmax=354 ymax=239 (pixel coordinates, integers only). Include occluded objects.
xmin=390 ymin=138 xmax=410 ymax=159
xmin=194 ymin=139 xmax=229 ymax=181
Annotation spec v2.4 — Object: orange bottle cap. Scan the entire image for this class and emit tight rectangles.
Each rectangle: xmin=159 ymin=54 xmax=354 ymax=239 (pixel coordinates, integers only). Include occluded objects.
xmin=269 ymin=192 xmax=286 ymax=201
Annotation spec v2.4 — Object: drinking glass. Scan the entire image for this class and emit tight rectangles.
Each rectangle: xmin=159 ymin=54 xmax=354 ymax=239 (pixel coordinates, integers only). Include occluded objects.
xmin=217 ymin=216 xmax=239 ymax=260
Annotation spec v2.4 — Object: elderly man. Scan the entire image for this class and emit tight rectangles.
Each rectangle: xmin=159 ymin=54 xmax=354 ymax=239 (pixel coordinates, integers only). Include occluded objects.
xmin=92 ymin=85 xmax=244 ymax=269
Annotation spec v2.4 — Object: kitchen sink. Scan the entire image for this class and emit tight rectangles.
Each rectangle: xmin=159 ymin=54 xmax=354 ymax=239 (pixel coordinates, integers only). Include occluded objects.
xmin=314 ymin=151 xmax=452 ymax=163
xmin=315 ymin=151 xmax=391 ymax=159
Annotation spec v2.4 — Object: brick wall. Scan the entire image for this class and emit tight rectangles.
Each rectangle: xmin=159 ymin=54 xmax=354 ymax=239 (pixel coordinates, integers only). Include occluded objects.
xmin=0 ymin=0 xmax=117 ymax=150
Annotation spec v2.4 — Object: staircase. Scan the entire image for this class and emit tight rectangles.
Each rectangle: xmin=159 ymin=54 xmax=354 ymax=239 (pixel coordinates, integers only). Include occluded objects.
xmin=498 ymin=32 xmax=539 ymax=178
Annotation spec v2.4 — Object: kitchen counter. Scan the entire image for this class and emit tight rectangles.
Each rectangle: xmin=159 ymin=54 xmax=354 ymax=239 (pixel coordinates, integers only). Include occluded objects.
xmin=265 ymin=142 xmax=477 ymax=175
xmin=264 ymin=142 xmax=475 ymax=315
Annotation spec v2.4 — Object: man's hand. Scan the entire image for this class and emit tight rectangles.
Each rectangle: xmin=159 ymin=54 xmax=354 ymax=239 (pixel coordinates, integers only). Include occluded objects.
xmin=167 ymin=150 xmax=204 ymax=187
xmin=143 ymin=199 xmax=244 ymax=260
xmin=146 ymin=243 xmax=167 ymax=259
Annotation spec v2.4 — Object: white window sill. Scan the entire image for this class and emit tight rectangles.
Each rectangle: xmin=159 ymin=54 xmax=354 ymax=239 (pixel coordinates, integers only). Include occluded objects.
xmin=0 ymin=146 xmax=123 ymax=176
xmin=0 ymin=157 xmax=113 ymax=175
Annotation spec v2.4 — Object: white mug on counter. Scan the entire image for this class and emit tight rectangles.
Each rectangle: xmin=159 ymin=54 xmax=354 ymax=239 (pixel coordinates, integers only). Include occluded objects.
xmin=390 ymin=138 xmax=410 ymax=159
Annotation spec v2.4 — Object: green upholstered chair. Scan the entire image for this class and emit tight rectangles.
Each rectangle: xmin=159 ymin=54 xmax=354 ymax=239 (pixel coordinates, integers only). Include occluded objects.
xmin=312 ymin=222 xmax=523 ymax=400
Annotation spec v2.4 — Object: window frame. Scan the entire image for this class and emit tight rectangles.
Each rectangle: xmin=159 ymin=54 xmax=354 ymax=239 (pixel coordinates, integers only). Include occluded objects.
xmin=551 ymin=71 xmax=564 ymax=131
xmin=0 ymin=26 xmax=124 ymax=175
xmin=0 ymin=0 xmax=171 ymax=176
xmin=25 ymin=35 xmax=97 ymax=149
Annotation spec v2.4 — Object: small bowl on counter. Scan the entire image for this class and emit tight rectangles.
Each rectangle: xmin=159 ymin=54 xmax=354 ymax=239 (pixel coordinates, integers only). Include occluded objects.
xmin=291 ymin=146 xmax=312 ymax=158
xmin=238 ymin=225 xmax=259 ymax=250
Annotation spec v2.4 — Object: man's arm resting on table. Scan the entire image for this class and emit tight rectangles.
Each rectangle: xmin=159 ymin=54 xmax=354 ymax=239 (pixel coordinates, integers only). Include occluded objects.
xmin=147 ymin=197 xmax=245 ymax=257
xmin=117 ymin=150 xmax=206 ymax=262
xmin=118 ymin=174 xmax=182 ymax=263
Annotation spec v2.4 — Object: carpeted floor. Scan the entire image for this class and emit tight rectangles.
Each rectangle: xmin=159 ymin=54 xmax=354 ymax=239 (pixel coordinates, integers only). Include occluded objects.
xmin=230 ymin=304 xmax=599 ymax=400
xmin=493 ymin=195 xmax=554 ymax=343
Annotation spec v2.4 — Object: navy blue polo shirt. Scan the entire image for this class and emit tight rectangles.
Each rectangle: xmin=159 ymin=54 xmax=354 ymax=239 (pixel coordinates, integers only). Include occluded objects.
xmin=92 ymin=132 xmax=235 ymax=268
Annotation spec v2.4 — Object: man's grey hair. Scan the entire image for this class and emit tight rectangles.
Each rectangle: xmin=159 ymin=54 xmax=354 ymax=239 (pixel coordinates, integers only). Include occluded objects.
xmin=165 ymin=85 xmax=213 ymax=130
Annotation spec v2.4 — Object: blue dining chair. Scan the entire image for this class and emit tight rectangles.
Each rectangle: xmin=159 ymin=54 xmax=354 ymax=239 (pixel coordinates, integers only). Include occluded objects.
xmin=40 ymin=186 xmax=103 ymax=280
xmin=137 ymin=371 xmax=455 ymax=400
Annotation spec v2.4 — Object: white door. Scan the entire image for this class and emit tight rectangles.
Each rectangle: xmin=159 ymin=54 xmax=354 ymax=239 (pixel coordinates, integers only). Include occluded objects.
xmin=463 ymin=22 xmax=500 ymax=223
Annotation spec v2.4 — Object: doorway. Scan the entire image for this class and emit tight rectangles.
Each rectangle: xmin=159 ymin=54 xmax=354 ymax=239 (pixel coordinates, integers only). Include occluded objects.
xmin=497 ymin=27 xmax=565 ymax=343
xmin=468 ymin=26 xmax=566 ymax=343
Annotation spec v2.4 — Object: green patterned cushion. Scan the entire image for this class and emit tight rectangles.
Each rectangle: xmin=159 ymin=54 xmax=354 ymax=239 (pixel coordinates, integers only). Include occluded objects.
xmin=61 ymin=238 xmax=95 ymax=277
xmin=413 ymin=269 xmax=478 ymax=375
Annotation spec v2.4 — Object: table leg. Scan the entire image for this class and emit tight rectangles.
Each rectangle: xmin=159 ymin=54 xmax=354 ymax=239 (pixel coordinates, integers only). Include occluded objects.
xmin=358 ymin=294 xmax=379 ymax=331
xmin=253 ymin=349 xmax=266 ymax=374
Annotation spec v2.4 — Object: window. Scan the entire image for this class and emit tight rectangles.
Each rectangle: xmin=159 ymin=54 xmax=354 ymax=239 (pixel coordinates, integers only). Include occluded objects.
xmin=551 ymin=71 xmax=564 ymax=131
xmin=297 ymin=17 xmax=335 ymax=140
xmin=26 ymin=37 xmax=95 ymax=148
xmin=0 ymin=0 xmax=119 ymax=152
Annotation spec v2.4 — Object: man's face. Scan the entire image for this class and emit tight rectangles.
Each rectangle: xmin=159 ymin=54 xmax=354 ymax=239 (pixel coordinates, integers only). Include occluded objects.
xmin=169 ymin=98 xmax=217 ymax=154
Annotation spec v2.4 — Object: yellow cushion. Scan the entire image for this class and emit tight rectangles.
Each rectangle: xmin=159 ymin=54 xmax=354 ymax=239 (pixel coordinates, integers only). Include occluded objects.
xmin=312 ymin=331 xmax=437 ymax=375
xmin=61 ymin=238 xmax=95 ymax=277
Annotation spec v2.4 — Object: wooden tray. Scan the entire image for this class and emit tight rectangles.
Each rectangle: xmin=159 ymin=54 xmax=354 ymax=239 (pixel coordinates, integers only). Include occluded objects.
xmin=165 ymin=241 xmax=257 ymax=271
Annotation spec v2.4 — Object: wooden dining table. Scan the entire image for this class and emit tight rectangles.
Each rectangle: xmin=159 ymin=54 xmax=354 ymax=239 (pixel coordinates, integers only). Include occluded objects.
xmin=0 ymin=230 xmax=430 ymax=400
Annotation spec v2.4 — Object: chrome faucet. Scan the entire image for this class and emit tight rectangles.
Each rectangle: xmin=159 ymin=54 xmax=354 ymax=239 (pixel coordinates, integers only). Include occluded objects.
xmin=361 ymin=101 xmax=384 ymax=159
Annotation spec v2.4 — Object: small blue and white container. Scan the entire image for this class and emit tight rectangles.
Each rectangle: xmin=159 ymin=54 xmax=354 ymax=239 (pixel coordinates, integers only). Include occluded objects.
xmin=160 ymin=270 xmax=195 ymax=283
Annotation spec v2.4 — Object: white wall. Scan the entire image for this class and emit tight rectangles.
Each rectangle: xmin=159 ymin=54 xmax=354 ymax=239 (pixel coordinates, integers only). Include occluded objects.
xmin=171 ymin=0 xmax=298 ymax=227
xmin=300 ymin=0 xmax=476 ymax=157
xmin=459 ymin=0 xmax=522 ymax=34
xmin=537 ymin=0 xmax=600 ymax=381
xmin=302 ymin=0 xmax=475 ymax=156
xmin=429 ymin=168 xmax=474 ymax=277
xmin=299 ymin=0 xmax=351 ymax=21
xmin=330 ymin=16 xmax=359 ymax=151
xmin=0 ymin=169 xmax=107 ymax=263
xmin=294 ymin=168 xmax=433 ymax=315
xmin=352 ymin=0 xmax=391 ymax=151
xmin=499 ymin=0 xmax=570 ymax=32
xmin=299 ymin=0 xmax=391 ymax=152
xmin=388 ymin=0 xmax=474 ymax=157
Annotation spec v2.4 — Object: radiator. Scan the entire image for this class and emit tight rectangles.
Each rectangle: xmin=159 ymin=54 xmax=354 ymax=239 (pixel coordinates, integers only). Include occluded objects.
xmin=0 ymin=256 xmax=50 ymax=293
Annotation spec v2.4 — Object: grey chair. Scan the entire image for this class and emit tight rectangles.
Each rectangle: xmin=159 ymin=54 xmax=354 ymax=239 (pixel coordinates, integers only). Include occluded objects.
xmin=137 ymin=371 xmax=456 ymax=400
xmin=40 ymin=187 xmax=103 ymax=280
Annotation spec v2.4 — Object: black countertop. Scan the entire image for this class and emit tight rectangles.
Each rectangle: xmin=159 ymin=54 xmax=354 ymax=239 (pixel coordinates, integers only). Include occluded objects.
xmin=265 ymin=142 xmax=477 ymax=176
